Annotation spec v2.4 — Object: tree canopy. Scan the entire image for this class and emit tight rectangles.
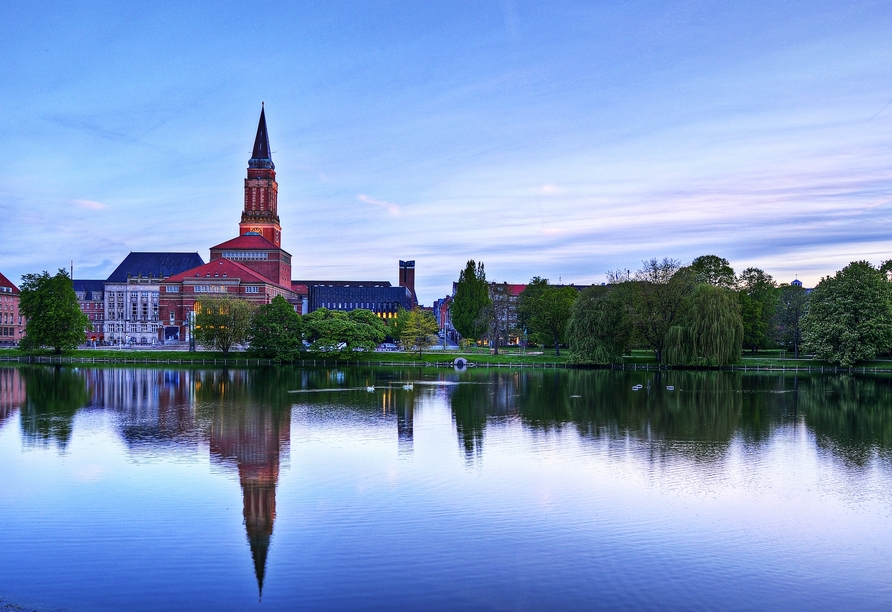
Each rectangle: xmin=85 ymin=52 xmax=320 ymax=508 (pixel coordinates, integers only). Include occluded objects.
xmin=303 ymin=308 xmax=387 ymax=352
xmin=194 ymin=294 xmax=256 ymax=356
xmin=567 ymin=286 xmax=630 ymax=364
xmin=399 ymin=307 xmax=440 ymax=356
xmin=451 ymin=260 xmax=491 ymax=341
xmin=691 ymin=255 xmax=736 ymax=289
xmin=247 ymin=295 xmax=303 ymax=360
xmin=19 ymin=269 xmax=89 ymax=354
xmin=801 ymin=261 xmax=892 ymax=366
xmin=772 ymin=284 xmax=808 ymax=358
xmin=628 ymin=258 xmax=697 ymax=363
xmin=737 ymin=267 xmax=777 ymax=352
xmin=517 ymin=277 xmax=578 ymax=356
xmin=664 ymin=283 xmax=743 ymax=366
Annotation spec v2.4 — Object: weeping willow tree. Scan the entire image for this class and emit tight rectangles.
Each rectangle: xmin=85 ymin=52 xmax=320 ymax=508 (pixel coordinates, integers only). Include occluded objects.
xmin=567 ymin=286 xmax=631 ymax=364
xmin=664 ymin=284 xmax=743 ymax=366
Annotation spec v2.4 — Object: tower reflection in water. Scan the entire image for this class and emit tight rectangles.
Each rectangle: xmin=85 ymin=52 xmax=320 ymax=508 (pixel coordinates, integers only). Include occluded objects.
xmin=201 ymin=369 xmax=290 ymax=598
xmin=87 ymin=366 xmax=291 ymax=598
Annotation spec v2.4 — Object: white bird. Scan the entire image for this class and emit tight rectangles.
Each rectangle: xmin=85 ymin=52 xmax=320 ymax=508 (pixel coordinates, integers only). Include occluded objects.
xmin=366 ymin=386 xmax=375 ymax=392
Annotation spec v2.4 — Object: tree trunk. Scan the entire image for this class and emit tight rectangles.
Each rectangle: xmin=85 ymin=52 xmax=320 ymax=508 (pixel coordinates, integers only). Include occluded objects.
xmin=553 ymin=332 xmax=561 ymax=357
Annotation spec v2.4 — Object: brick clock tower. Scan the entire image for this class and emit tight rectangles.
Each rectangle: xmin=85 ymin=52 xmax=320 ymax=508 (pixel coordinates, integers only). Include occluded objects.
xmin=239 ymin=103 xmax=281 ymax=247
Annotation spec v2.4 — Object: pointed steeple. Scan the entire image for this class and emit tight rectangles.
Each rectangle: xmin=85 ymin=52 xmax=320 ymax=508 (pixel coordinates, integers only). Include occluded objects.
xmin=249 ymin=529 xmax=270 ymax=599
xmin=249 ymin=103 xmax=274 ymax=169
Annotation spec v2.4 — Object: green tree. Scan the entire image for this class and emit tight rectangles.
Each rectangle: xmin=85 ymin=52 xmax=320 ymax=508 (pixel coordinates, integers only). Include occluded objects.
xmin=399 ymin=307 xmax=440 ymax=356
xmin=772 ymin=284 xmax=809 ymax=358
xmin=194 ymin=294 xmax=256 ymax=356
xmin=451 ymin=260 xmax=491 ymax=342
xmin=664 ymin=283 xmax=743 ymax=366
xmin=737 ymin=267 xmax=778 ymax=352
xmin=690 ymin=255 xmax=736 ymax=289
xmin=303 ymin=308 xmax=387 ymax=352
xmin=19 ymin=269 xmax=90 ymax=354
xmin=801 ymin=261 xmax=892 ymax=366
xmin=517 ymin=277 xmax=578 ymax=356
xmin=567 ymin=286 xmax=630 ymax=364
xmin=628 ymin=258 xmax=697 ymax=363
xmin=247 ymin=295 xmax=303 ymax=360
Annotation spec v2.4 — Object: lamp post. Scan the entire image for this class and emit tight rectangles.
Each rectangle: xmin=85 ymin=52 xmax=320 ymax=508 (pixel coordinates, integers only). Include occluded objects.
xmin=189 ymin=310 xmax=195 ymax=352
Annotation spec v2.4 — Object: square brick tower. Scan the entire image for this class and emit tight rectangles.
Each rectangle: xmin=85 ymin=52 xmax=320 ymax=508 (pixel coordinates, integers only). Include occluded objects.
xmin=239 ymin=103 xmax=281 ymax=248
xmin=399 ymin=260 xmax=417 ymax=307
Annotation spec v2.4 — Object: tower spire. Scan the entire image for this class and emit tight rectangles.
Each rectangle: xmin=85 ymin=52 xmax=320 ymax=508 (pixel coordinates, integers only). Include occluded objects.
xmin=241 ymin=104 xmax=281 ymax=246
xmin=249 ymin=104 xmax=274 ymax=169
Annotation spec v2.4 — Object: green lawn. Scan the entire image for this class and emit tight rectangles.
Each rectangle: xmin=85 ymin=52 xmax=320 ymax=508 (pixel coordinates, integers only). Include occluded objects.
xmin=3 ymin=345 xmax=892 ymax=370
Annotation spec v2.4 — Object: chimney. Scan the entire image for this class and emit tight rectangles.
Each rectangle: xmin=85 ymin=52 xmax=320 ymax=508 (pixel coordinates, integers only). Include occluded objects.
xmin=399 ymin=260 xmax=417 ymax=307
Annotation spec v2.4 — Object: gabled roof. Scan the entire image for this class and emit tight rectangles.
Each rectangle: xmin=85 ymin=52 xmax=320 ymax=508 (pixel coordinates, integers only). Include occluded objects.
xmin=107 ymin=252 xmax=205 ymax=282
xmin=0 ymin=271 xmax=19 ymax=294
xmin=73 ymin=279 xmax=105 ymax=300
xmin=249 ymin=104 xmax=274 ymax=170
xmin=211 ymin=234 xmax=280 ymax=251
xmin=166 ymin=258 xmax=272 ymax=285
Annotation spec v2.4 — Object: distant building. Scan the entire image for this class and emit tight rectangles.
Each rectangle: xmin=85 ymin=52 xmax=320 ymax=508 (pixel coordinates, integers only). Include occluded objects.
xmin=791 ymin=279 xmax=803 ymax=287
xmin=73 ymin=279 xmax=106 ymax=342
xmin=0 ymin=272 xmax=23 ymax=346
xmin=306 ymin=282 xmax=412 ymax=319
xmin=399 ymin=260 xmax=417 ymax=307
xmin=103 ymin=252 xmax=205 ymax=345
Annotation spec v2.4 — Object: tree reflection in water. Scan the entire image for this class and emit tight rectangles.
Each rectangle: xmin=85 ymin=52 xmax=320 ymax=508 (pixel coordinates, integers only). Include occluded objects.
xmin=3 ymin=364 xmax=892 ymax=596
xmin=19 ymin=366 xmax=89 ymax=449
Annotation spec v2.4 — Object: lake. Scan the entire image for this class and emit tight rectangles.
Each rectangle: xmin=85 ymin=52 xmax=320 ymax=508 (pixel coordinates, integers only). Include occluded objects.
xmin=0 ymin=365 xmax=890 ymax=611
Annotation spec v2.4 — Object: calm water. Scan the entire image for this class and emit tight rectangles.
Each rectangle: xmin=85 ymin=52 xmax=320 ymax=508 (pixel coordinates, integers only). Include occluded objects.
xmin=0 ymin=365 xmax=890 ymax=611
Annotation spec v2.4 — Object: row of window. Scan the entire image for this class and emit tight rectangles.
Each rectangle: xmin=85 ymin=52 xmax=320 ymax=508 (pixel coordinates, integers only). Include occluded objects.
xmin=221 ymin=251 xmax=269 ymax=260
xmin=104 ymin=324 xmax=160 ymax=333
xmin=0 ymin=327 xmax=17 ymax=337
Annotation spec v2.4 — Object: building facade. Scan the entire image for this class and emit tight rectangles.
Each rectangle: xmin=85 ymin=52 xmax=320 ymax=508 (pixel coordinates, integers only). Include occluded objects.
xmin=0 ymin=272 xmax=23 ymax=346
xmin=73 ymin=279 xmax=105 ymax=343
xmin=306 ymin=283 xmax=412 ymax=319
xmin=102 ymin=252 xmax=205 ymax=345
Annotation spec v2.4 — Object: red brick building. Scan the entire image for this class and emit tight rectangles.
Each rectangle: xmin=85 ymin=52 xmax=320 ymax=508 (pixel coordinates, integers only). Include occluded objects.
xmin=159 ymin=106 xmax=300 ymax=342
xmin=0 ymin=272 xmax=23 ymax=346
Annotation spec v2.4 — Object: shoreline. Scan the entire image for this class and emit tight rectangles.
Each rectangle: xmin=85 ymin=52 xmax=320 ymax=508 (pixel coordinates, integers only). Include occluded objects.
xmin=2 ymin=349 xmax=892 ymax=374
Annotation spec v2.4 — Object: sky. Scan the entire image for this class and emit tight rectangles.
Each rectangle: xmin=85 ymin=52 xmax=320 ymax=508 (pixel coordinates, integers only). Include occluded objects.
xmin=1 ymin=1 xmax=891 ymax=304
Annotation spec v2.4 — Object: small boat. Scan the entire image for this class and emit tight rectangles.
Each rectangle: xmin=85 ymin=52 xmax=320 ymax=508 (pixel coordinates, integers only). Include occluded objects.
xmin=402 ymin=383 xmax=414 ymax=390
xmin=666 ymin=386 xmax=675 ymax=391
xmin=632 ymin=384 xmax=643 ymax=391
xmin=366 ymin=386 xmax=375 ymax=392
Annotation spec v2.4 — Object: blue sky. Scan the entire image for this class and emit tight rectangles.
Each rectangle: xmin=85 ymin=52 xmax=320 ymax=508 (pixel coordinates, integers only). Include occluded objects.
xmin=1 ymin=1 xmax=891 ymax=303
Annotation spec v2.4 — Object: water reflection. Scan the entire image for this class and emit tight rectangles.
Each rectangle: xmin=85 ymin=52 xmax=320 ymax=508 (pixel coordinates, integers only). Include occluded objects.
xmin=19 ymin=366 xmax=90 ymax=449
xmin=0 ymin=367 xmax=25 ymax=431
xmin=196 ymin=370 xmax=291 ymax=597
xmin=2 ymin=365 xmax=892 ymax=599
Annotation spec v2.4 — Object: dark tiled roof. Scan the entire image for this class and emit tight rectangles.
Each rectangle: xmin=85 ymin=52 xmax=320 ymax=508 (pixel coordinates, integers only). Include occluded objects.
xmin=107 ymin=252 xmax=205 ymax=282
xmin=72 ymin=279 xmax=105 ymax=301
xmin=0 ymin=271 xmax=19 ymax=293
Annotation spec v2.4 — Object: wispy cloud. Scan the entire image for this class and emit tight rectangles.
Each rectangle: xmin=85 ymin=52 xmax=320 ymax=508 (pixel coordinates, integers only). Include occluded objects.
xmin=357 ymin=194 xmax=401 ymax=216
xmin=72 ymin=199 xmax=108 ymax=211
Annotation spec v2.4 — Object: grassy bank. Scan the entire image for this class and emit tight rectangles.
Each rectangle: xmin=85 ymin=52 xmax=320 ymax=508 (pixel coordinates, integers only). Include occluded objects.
xmin=3 ymin=346 xmax=892 ymax=371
